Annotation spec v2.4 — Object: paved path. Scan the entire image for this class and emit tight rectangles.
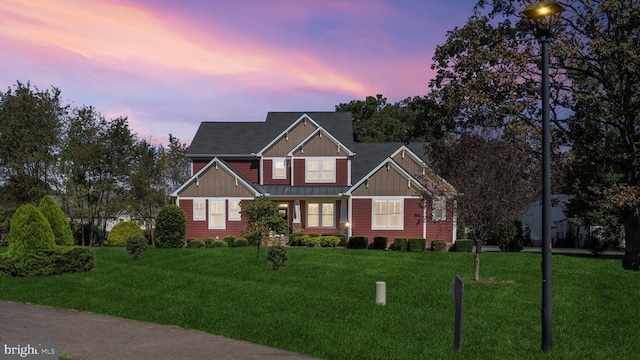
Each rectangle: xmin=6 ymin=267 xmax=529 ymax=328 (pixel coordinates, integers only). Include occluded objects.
xmin=0 ymin=301 xmax=317 ymax=360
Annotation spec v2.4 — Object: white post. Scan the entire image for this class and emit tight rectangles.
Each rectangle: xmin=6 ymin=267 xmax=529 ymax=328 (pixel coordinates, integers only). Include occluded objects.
xmin=375 ymin=281 xmax=386 ymax=305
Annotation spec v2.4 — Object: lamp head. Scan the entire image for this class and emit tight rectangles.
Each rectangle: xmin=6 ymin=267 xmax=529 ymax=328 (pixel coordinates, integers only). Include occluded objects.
xmin=522 ymin=1 xmax=565 ymax=39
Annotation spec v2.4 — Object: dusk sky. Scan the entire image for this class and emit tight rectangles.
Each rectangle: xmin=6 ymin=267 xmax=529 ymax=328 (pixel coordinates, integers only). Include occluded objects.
xmin=1 ymin=0 xmax=477 ymax=146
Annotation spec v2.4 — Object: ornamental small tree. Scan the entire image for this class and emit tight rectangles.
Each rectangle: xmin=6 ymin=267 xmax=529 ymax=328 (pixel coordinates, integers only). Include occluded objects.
xmin=38 ymin=195 xmax=74 ymax=246
xmin=155 ymin=204 xmax=186 ymax=248
xmin=7 ymin=204 xmax=56 ymax=259
xmin=240 ymin=197 xmax=288 ymax=259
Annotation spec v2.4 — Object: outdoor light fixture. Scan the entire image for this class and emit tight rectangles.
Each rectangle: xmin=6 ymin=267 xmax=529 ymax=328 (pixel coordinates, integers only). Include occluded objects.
xmin=522 ymin=0 xmax=565 ymax=353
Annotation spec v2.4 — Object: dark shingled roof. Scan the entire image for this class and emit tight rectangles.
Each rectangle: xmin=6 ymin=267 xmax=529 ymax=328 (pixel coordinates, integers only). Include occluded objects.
xmin=350 ymin=142 xmax=427 ymax=183
xmin=262 ymin=185 xmax=350 ymax=197
xmin=187 ymin=112 xmax=354 ymax=156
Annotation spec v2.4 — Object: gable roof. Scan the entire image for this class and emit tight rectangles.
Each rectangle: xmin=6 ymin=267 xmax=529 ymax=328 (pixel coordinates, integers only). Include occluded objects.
xmin=170 ymin=157 xmax=262 ymax=197
xmin=350 ymin=142 xmax=426 ymax=182
xmin=187 ymin=112 xmax=354 ymax=157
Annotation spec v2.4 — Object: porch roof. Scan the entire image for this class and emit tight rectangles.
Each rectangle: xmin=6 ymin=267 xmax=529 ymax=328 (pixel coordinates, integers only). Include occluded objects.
xmin=262 ymin=185 xmax=349 ymax=197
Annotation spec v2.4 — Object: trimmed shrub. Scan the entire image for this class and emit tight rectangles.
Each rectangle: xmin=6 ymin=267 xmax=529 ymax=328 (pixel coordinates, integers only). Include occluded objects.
xmin=187 ymin=239 xmax=205 ymax=248
xmin=431 ymin=240 xmax=447 ymax=252
xmin=245 ymin=232 xmax=261 ymax=246
xmin=390 ymin=238 xmax=408 ymax=251
xmin=267 ymin=246 xmax=288 ymax=270
xmin=302 ymin=235 xmax=321 ymax=247
xmin=372 ymin=237 xmax=388 ymax=250
xmin=347 ymin=236 xmax=368 ymax=249
xmin=322 ymin=233 xmax=347 ymax=247
xmin=107 ymin=222 xmax=143 ymax=247
xmin=204 ymin=238 xmax=216 ymax=248
xmin=7 ymin=204 xmax=56 ymax=259
xmin=408 ymin=238 xmax=426 ymax=252
xmin=320 ymin=235 xmax=341 ymax=247
xmin=38 ymin=196 xmax=74 ymax=246
xmin=233 ymin=238 xmax=249 ymax=247
xmin=211 ymin=240 xmax=228 ymax=248
xmin=0 ymin=247 xmax=94 ymax=277
xmin=452 ymin=239 xmax=474 ymax=252
xmin=126 ymin=235 xmax=147 ymax=260
xmin=288 ymin=233 xmax=305 ymax=246
xmin=155 ymin=204 xmax=186 ymax=248
xmin=223 ymin=235 xmax=237 ymax=247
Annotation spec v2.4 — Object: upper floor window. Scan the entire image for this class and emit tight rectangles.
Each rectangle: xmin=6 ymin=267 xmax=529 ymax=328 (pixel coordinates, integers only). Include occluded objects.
xmin=372 ymin=199 xmax=403 ymax=229
xmin=193 ymin=199 xmax=206 ymax=221
xmin=272 ymin=158 xmax=286 ymax=179
xmin=432 ymin=197 xmax=446 ymax=221
xmin=306 ymin=158 xmax=335 ymax=183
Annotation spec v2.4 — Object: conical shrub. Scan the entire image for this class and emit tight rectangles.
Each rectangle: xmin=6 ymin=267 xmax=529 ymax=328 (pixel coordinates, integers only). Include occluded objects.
xmin=38 ymin=196 xmax=74 ymax=246
xmin=7 ymin=204 xmax=56 ymax=259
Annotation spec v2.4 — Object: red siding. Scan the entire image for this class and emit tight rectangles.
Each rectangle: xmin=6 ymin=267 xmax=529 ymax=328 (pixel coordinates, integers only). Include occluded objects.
xmin=180 ymin=199 xmax=249 ymax=239
xmin=425 ymin=199 xmax=455 ymax=245
xmin=192 ymin=160 xmax=209 ymax=175
xmin=226 ymin=160 xmax=259 ymax=183
xmin=350 ymin=198 xmax=426 ymax=242
xmin=263 ymin=159 xmax=290 ymax=185
xmin=292 ymin=158 xmax=348 ymax=186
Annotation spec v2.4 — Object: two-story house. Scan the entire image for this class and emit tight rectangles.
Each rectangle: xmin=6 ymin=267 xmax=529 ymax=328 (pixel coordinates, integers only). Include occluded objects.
xmin=171 ymin=112 xmax=457 ymax=247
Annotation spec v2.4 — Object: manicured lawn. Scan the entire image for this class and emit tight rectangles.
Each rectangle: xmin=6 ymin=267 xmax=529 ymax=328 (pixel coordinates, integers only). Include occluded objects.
xmin=0 ymin=246 xmax=638 ymax=359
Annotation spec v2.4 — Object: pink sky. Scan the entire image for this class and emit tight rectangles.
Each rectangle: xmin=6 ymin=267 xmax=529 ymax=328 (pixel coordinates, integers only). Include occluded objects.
xmin=0 ymin=0 xmax=474 ymax=145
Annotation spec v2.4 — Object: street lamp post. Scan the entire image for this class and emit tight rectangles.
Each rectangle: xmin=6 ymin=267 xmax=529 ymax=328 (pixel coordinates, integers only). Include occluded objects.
xmin=522 ymin=0 xmax=565 ymax=353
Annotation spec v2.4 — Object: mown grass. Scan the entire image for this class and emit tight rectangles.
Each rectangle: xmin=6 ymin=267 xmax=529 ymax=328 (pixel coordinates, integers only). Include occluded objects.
xmin=0 ymin=247 xmax=638 ymax=359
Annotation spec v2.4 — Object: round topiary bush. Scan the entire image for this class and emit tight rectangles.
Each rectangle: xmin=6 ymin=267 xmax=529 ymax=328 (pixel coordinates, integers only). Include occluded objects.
xmin=107 ymin=221 xmax=143 ymax=247
xmin=155 ymin=205 xmax=186 ymax=248
xmin=233 ymin=238 xmax=249 ymax=247
xmin=38 ymin=196 xmax=74 ymax=246
xmin=7 ymin=204 xmax=56 ymax=259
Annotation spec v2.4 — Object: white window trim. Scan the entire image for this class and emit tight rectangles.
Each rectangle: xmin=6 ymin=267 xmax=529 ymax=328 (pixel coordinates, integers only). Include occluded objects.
xmin=193 ymin=199 xmax=206 ymax=221
xmin=208 ymin=198 xmax=226 ymax=229
xmin=305 ymin=157 xmax=336 ymax=183
xmin=371 ymin=198 xmax=404 ymax=230
xmin=432 ymin=196 xmax=447 ymax=222
xmin=271 ymin=157 xmax=286 ymax=179
xmin=228 ymin=198 xmax=242 ymax=221
xmin=306 ymin=201 xmax=336 ymax=228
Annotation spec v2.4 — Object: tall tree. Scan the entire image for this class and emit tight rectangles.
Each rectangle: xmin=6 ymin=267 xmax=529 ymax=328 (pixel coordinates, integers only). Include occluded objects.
xmin=430 ymin=0 xmax=640 ymax=269
xmin=129 ymin=139 xmax=165 ymax=243
xmin=0 ymin=81 xmax=67 ymax=206
xmin=163 ymin=134 xmax=190 ymax=197
xmin=427 ymin=135 xmax=536 ymax=280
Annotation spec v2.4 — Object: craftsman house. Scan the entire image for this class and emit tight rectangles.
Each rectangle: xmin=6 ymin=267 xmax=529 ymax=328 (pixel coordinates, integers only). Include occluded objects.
xmin=171 ymin=112 xmax=457 ymax=246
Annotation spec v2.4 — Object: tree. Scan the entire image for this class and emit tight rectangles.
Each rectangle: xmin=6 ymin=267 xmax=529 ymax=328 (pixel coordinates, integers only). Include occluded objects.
xmin=426 ymin=135 xmax=535 ymax=280
xmin=163 ymin=134 xmax=190 ymax=197
xmin=429 ymin=1 xmax=640 ymax=269
xmin=239 ymin=197 xmax=288 ymax=258
xmin=7 ymin=204 xmax=56 ymax=259
xmin=38 ymin=196 xmax=74 ymax=246
xmin=0 ymin=81 xmax=67 ymax=207
xmin=335 ymin=95 xmax=448 ymax=143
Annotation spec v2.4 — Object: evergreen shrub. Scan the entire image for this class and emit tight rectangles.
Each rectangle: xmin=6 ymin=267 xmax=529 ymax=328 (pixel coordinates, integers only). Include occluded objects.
xmin=452 ymin=239 xmax=474 ymax=252
xmin=155 ymin=205 xmax=186 ymax=248
xmin=320 ymin=235 xmax=340 ymax=247
xmin=245 ymin=232 xmax=261 ymax=246
xmin=390 ymin=238 xmax=408 ymax=251
xmin=233 ymin=238 xmax=249 ymax=247
xmin=187 ymin=239 xmax=205 ymax=248
xmin=126 ymin=235 xmax=147 ymax=260
xmin=431 ymin=240 xmax=447 ymax=252
xmin=38 ymin=196 xmax=74 ymax=246
xmin=107 ymin=222 xmax=143 ymax=247
xmin=0 ymin=247 xmax=94 ymax=277
xmin=267 ymin=246 xmax=287 ymax=270
xmin=211 ymin=240 xmax=228 ymax=248
xmin=372 ymin=237 xmax=388 ymax=250
xmin=408 ymin=238 xmax=426 ymax=252
xmin=223 ymin=235 xmax=237 ymax=247
xmin=7 ymin=204 xmax=56 ymax=259
xmin=347 ymin=236 xmax=368 ymax=249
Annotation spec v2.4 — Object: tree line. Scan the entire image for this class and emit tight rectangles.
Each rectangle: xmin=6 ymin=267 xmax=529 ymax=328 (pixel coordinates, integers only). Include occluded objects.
xmin=0 ymin=81 xmax=190 ymax=245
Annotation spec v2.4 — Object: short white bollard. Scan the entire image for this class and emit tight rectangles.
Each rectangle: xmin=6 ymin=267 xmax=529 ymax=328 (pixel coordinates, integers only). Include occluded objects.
xmin=376 ymin=281 xmax=386 ymax=305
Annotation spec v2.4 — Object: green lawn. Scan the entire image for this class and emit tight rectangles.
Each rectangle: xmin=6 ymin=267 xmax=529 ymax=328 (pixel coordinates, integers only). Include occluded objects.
xmin=0 ymin=247 xmax=638 ymax=359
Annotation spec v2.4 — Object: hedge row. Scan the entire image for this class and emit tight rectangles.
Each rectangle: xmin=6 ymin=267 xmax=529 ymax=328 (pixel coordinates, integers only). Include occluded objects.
xmin=0 ymin=247 xmax=94 ymax=277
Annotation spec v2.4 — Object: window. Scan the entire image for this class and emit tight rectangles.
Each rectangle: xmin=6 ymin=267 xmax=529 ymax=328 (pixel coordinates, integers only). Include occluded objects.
xmin=208 ymin=199 xmax=225 ymax=229
xmin=307 ymin=202 xmax=335 ymax=228
xmin=306 ymin=158 xmax=335 ymax=183
xmin=272 ymin=158 xmax=286 ymax=179
xmin=372 ymin=199 xmax=403 ymax=229
xmin=193 ymin=199 xmax=205 ymax=221
xmin=432 ymin=197 xmax=446 ymax=221
xmin=228 ymin=199 xmax=241 ymax=221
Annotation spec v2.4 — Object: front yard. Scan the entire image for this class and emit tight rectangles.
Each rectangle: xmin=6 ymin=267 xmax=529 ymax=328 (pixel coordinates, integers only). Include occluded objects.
xmin=0 ymin=246 xmax=638 ymax=359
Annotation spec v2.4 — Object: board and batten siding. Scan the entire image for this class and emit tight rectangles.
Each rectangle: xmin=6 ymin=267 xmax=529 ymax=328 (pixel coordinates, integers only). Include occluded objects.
xmin=263 ymin=120 xmax=317 ymax=157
